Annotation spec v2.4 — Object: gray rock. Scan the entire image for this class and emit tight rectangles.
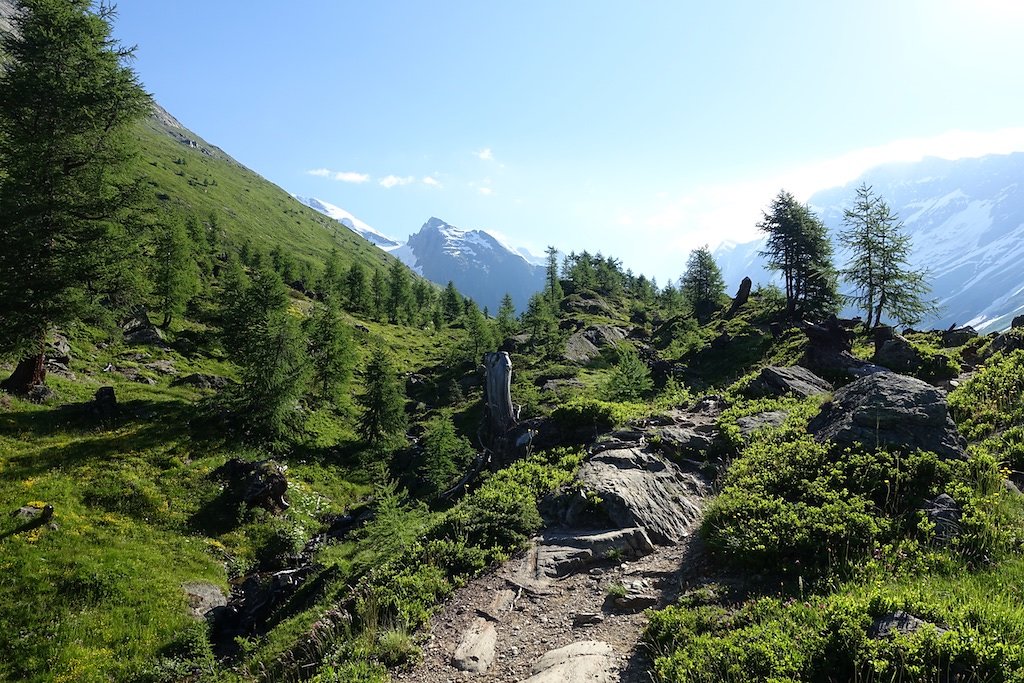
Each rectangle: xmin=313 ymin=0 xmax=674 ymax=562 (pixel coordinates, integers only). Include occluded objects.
xmin=1013 ymin=315 xmax=1024 ymax=329
xmin=610 ymin=590 xmax=658 ymax=612
xmin=808 ymin=372 xmax=966 ymax=460
xmin=452 ymin=619 xmax=497 ymax=672
xmin=744 ymin=365 xmax=832 ymax=399
xmin=572 ymin=612 xmax=605 ymax=627
xmin=171 ymin=373 xmax=231 ymax=390
xmin=923 ymin=493 xmax=962 ymax=542
xmin=26 ymin=384 xmax=55 ymax=404
xmin=576 ymin=448 xmax=710 ymax=544
xmin=541 ymin=377 xmax=584 ymax=393
xmin=122 ymin=309 xmax=165 ymax=346
xmin=583 ymin=325 xmax=628 ymax=349
xmin=942 ymin=326 xmax=978 ymax=348
xmin=563 ymin=331 xmax=601 ymax=363
xmin=47 ymin=332 xmax=71 ymax=365
xmin=181 ymin=581 xmax=227 ymax=620
xmin=521 ymin=640 xmax=616 ymax=683
xmin=13 ymin=504 xmax=53 ymax=522
xmin=536 ymin=527 xmax=655 ymax=577
xmin=145 ymin=360 xmax=178 ymax=376
xmin=873 ymin=327 xmax=923 ymax=372
xmin=869 ymin=610 xmax=945 ymax=639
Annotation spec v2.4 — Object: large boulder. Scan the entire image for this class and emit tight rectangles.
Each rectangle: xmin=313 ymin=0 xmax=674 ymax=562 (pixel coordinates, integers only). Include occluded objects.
xmin=942 ymin=326 xmax=978 ymax=348
xmin=808 ymin=372 xmax=966 ymax=460
xmin=583 ymin=325 xmax=628 ymax=349
xmin=563 ymin=330 xmax=601 ymax=363
xmin=574 ymin=448 xmax=709 ymax=544
xmin=535 ymin=527 xmax=655 ymax=577
xmin=522 ymin=640 xmax=617 ymax=683
xmin=121 ymin=308 xmax=165 ymax=346
xmin=744 ymin=365 xmax=831 ymax=399
xmin=801 ymin=315 xmax=885 ymax=379
xmin=873 ymin=328 xmax=923 ymax=373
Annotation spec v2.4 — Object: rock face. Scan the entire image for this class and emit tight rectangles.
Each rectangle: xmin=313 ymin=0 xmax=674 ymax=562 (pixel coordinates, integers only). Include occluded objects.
xmin=535 ymin=527 xmax=655 ymax=577
xmin=575 ymin=448 xmax=709 ymax=544
xmin=182 ymin=582 xmax=227 ymax=620
xmin=942 ymin=326 xmax=978 ymax=348
xmin=563 ymin=331 xmax=601 ymax=363
xmin=873 ymin=328 xmax=923 ymax=373
xmin=744 ymin=365 xmax=832 ymax=399
xmin=521 ymin=640 xmax=617 ymax=683
xmin=923 ymin=493 xmax=962 ymax=542
xmin=808 ymin=372 xmax=966 ymax=460
xmin=121 ymin=308 xmax=165 ymax=346
xmin=869 ymin=611 xmax=945 ymax=639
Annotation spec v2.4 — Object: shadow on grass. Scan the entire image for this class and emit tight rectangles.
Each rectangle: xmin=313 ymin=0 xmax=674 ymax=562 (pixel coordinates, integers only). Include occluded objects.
xmin=0 ymin=397 xmax=226 ymax=480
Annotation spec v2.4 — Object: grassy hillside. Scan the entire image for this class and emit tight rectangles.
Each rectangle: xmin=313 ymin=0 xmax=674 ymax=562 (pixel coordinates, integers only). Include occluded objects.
xmin=135 ymin=106 xmax=393 ymax=278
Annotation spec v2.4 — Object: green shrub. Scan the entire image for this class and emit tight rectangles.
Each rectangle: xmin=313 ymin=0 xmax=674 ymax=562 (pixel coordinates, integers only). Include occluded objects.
xmin=550 ymin=397 xmax=646 ymax=431
xmin=950 ymin=349 xmax=1024 ymax=440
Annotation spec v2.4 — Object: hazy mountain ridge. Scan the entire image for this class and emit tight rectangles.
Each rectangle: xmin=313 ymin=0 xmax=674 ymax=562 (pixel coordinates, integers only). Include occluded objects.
xmin=716 ymin=152 xmax=1024 ymax=332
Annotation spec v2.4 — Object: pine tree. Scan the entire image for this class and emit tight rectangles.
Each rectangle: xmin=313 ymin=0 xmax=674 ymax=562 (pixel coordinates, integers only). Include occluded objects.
xmin=0 ymin=0 xmax=152 ymax=393
xmin=680 ymin=245 xmax=725 ymax=321
xmin=839 ymin=184 xmax=935 ymax=327
xmin=461 ymin=301 xmax=494 ymax=364
xmin=545 ymin=246 xmax=563 ymax=305
xmin=369 ymin=269 xmax=387 ymax=321
xmin=221 ymin=263 xmax=310 ymax=440
xmin=442 ymin=281 xmax=462 ymax=323
xmin=386 ymin=260 xmax=412 ymax=324
xmin=420 ymin=414 xmax=474 ymax=497
xmin=317 ymin=248 xmax=343 ymax=301
xmin=305 ymin=295 xmax=356 ymax=407
xmin=758 ymin=190 xmax=839 ymax=320
xmin=603 ymin=344 xmax=653 ymax=401
xmin=357 ymin=346 xmax=408 ymax=449
xmin=152 ymin=217 xmax=201 ymax=328
xmin=345 ymin=261 xmax=370 ymax=313
xmin=523 ymin=292 xmax=561 ymax=357
xmin=495 ymin=293 xmax=518 ymax=340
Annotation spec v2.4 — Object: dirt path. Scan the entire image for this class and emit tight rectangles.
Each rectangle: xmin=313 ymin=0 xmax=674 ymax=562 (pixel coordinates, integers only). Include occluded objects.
xmin=394 ymin=532 xmax=708 ymax=682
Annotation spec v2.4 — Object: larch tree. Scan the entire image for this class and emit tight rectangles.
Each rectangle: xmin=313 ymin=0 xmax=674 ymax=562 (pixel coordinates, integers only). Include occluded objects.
xmin=680 ymin=245 xmax=725 ymax=321
xmin=839 ymin=183 xmax=935 ymax=328
xmin=305 ymin=295 xmax=356 ymax=408
xmin=758 ymin=190 xmax=839 ymax=320
xmin=0 ymin=0 xmax=152 ymax=393
xmin=356 ymin=346 xmax=408 ymax=449
xmin=152 ymin=217 xmax=200 ymax=328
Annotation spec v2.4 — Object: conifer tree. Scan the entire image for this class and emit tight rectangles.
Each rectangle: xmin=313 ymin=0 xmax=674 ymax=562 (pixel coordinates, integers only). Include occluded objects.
xmin=680 ymin=245 xmax=725 ymax=321
xmin=0 ymin=0 xmax=152 ymax=393
xmin=357 ymin=346 xmax=408 ymax=449
xmin=496 ymin=293 xmax=518 ymax=340
xmin=152 ymin=217 xmax=201 ymax=328
xmin=221 ymin=262 xmax=310 ymax=440
xmin=346 ymin=261 xmax=370 ymax=313
xmin=603 ymin=344 xmax=653 ymax=401
xmin=305 ymin=295 xmax=356 ymax=407
xmin=370 ymin=269 xmax=387 ymax=320
xmin=442 ymin=281 xmax=462 ymax=323
xmin=386 ymin=260 xmax=412 ymax=324
xmin=420 ymin=414 xmax=474 ymax=497
xmin=839 ymin=183 xmax=935 ymax=327
xmin=461 ymin=301 xmax=494 ymax=364
xmin=318 ymin=248 xmax=343 ymax=301
xmin=545 ymin=246 xmax=564 ymax=304
xmin=758 ymin=190 xmax=839 ymax=320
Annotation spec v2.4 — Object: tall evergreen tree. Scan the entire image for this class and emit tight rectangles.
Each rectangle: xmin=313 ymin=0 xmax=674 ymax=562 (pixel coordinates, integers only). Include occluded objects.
xmin=305 ymin=295 xmax=356 ymax=408
xmin=0 ymin=0 xmax=152 ymax=393
xmin=369 ymin=269 xmax=387 ymax=321
xmin=680 ymin=245 xmax=725 ymax=321
xmin=461 ymin=300 xmax=494 ymax=364
xmin=221 ymin=263 xmax=310 ymax=439
xmin=317 ymin=248 xmax=343 ymax=301
xmin=603 ymin=344 xmax=653 ymax=401
xmin=545 ymin=246 xmax=564 ymax=304
xmin=386 ymin=260 xmax=412 ymax=324
xmin=839 ymin=183 xmax=935 ymax=327
xmin=442 ymin=281 xmax=462 ymax=323
xmin=345 ymin=261 xmax=370 ymax=313
xmin=357 ymin=346 xmax=408 ymax=449
xmin=152 ymin=217 xmax=200 ymax=328
xmin=758 ymin=190 xmax=839 ymax=320
xmin=495 ymin=293 xmax=518 ymax=340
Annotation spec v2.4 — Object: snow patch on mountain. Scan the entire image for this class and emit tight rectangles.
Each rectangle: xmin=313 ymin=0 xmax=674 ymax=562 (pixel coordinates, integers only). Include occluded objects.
xmin=295 ymin=196 xmax=402 ymax=249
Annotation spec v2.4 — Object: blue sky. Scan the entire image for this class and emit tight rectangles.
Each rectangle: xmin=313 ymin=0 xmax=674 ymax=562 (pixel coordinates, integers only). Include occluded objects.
xmin=113 ymin=1 xmax=1024 ymax=283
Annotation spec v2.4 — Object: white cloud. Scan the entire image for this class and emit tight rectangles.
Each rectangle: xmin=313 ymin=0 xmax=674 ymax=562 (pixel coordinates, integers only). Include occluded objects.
xmin=379 ymin=175 xmax=415 ymax=189
xmin=306 ymin=168 xmax=370 ymax=183
xmin=478 ymin=187 xmax=494 ymax=196
xmin=422 ymin=176 xmax=442 ymax=187
xmin=334 ymin=171 xmax=370 ymax=183
xmin=475 ymin=147 xmax=494 ymax=161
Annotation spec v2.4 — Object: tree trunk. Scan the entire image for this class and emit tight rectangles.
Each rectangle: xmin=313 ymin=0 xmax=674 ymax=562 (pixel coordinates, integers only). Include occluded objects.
xmin=1 ymin=352 xmax=46 ymax=395
xmin=485 ymin=351 xmax=516 ymax=435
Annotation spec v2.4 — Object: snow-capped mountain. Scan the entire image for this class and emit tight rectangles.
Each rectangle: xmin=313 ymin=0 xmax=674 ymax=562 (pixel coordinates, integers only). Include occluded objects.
xmin=297 ymin=197 xmax=545 ymax=312
xmin=295 ymin=196 xmax=401 ymax=249
xmin=715 ymin=152 xmax=1024 ymax=332
xmin=403 ymin=217 xmax=546 ymax=313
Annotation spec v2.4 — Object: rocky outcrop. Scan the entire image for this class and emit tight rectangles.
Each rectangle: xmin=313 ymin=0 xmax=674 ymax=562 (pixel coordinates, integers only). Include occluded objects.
xmin=574 ymin=448 xmax=709 ymax=545
xmin=182 ymin=581 xmax=227 ymax=620
xmin=872 ymin=327 xmax=923 ymax=373
xmin=521 ymin=640 xmax=617 ymax=683
xmin=563 ymin=331 xmax=601 ymax=363
xmin=808 ymin=372 xmax=966 ymax=460
xmin=744 ymin=365 xmax=831 ymax=399
xmin=121 ymin=308 xmax=165 ymax=346
xmin=869 ymin=611 xmax=946 ymax=639
xmin=215 ymin=459 xmax=290 ymax=513
xmin=735 ymin=410 xmax=789 ymax=439
xmin=801 ymin=315 xmax=885 ymax=379
xmin=535 ymin=527 xmax=655 ymax=577
xmin=942 ymin=325 xmax=978 ymax=348
xmin=923 ymin=493 xmax=962 ymax=542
